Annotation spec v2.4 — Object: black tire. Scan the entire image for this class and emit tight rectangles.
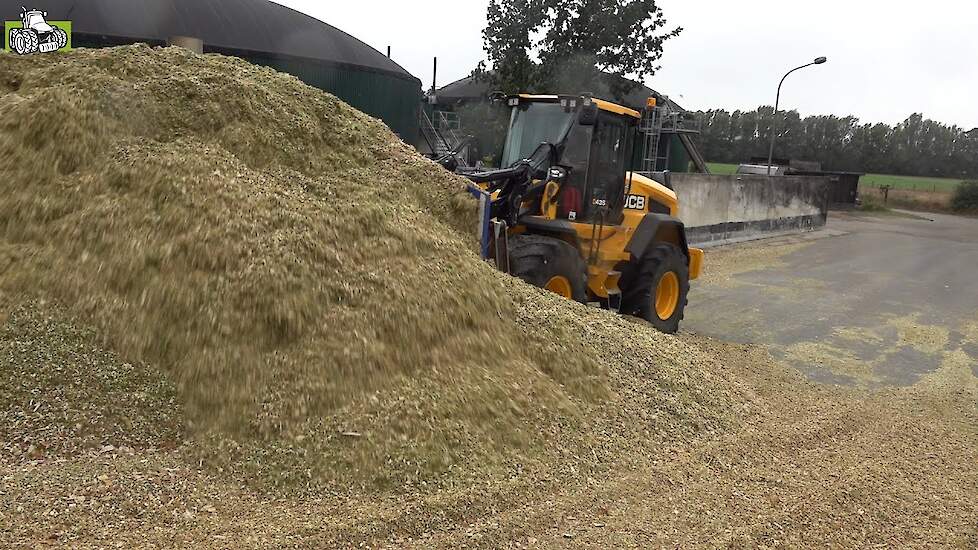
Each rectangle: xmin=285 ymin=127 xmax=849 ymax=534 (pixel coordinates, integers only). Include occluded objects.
xmin=20 ymin=30 xmax=39 ymax=54
xmin=620 ymin=243 xmax=689 ymax=334
xmin=508 ymin=234 xmax=588 ymax=303
xmin=52 ymin=28 xmax=68 ymax=49
xmin=9 ymin=29 xmax=24 ymax=55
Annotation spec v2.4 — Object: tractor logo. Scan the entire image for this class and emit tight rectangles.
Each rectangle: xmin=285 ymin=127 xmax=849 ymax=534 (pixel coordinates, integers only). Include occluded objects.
xmin=5 ymin=7 xmax=71 ymax=54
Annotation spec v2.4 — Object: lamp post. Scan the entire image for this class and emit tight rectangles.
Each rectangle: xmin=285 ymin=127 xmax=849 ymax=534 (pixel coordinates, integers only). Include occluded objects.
xmin=767 ymin=56 xmax=827 ymax=176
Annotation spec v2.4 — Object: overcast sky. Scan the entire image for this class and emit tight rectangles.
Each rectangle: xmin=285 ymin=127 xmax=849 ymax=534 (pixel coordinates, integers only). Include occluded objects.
xmin=274 ymin=0 xmax=978 ymax=129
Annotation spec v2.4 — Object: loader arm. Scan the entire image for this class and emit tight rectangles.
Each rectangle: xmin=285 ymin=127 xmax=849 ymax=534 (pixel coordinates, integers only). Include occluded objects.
xmin=459 ymin=142 xmax=557 ymax=226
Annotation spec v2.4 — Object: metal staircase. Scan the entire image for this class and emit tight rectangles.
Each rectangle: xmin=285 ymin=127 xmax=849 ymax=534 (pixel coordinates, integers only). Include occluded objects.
xmin=419 ymin=109 xmax=451 ymax=157
xmin=639 ymin=98 xmax=710 ymax=174
xmin=419 ymin=109 xmax=472 ymax=166
xmin=640 ymin=105 xmax=665 ymax=173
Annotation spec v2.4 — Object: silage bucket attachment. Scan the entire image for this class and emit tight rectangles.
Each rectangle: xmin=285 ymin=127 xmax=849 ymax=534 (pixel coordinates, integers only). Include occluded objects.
xmin=466 ymin=185 xmax=509 ymax=273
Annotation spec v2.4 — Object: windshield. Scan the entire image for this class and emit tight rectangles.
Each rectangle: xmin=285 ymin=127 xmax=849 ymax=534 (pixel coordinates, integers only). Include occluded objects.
xmin=500 ymin=102 xmax=575 ymax=168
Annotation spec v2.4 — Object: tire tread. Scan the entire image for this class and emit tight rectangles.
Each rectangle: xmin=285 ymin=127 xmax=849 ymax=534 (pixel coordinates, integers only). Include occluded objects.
xmin=508 ymin=235 xmax=588 ymax=302
xmin=620 ymin=243 xmax=690 ymax=333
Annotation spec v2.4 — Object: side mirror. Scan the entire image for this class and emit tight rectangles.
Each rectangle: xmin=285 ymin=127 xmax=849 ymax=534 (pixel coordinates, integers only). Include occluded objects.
xmin=578 ymin=103 xmax=598 ymax=126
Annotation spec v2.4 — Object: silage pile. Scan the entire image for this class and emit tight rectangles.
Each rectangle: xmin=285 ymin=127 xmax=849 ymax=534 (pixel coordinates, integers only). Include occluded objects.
xmin=0 ymin=46 xmax=730 ymax=493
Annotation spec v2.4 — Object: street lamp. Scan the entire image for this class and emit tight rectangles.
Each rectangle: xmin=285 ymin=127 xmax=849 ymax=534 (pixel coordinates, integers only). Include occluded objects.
xmin=766 ymin=56 xmax=828 ymax=176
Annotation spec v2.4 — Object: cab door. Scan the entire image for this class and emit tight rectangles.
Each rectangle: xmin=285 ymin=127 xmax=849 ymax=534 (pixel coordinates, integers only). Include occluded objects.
xmin=586 ymin=113 xmax=631 ymax=223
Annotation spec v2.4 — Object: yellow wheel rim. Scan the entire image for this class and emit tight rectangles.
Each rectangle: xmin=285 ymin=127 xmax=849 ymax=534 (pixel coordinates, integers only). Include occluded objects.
xmin=544 ymin=276 xmax=573 ymax=299
xmin=655 ymin=271 xmax=680 ymax=320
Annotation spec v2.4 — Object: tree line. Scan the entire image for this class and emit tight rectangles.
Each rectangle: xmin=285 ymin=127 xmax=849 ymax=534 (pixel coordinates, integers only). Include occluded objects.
xmin=694 ymin=108 xmax=978 ymax=179
xmin=470 ymin=1 xmax=977 ymax=180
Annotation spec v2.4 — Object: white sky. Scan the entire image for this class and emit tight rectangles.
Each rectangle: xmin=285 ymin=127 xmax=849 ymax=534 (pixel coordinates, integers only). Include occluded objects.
xmin=274 ymin=0 xmax=978 ymax=129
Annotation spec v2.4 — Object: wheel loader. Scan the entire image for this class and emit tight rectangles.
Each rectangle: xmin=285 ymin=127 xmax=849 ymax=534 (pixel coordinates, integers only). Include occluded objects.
xmin=457 ymin=94 xmax=703 ymax=333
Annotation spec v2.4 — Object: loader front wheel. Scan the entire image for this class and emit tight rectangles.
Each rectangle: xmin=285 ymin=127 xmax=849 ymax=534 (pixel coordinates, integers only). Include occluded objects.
xmin=543 ymin=275 xmax=573 ymax=299
xmin=9 ymin=29 xmax=24 ymax=54
xmin=15 ymin=29 xmax=39 ymax=55
xmin=621 ymin=243 xmax=689 ymax=334
xmin=509 ymin=235 xmax=588 ymax=303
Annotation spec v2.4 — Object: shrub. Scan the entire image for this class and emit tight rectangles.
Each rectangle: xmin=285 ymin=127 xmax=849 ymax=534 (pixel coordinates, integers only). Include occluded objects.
xmin=951 ymin=181 xmax=978 ymax=211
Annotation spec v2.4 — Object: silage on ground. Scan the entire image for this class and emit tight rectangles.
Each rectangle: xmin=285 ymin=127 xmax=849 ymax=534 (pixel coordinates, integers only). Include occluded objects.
xmin=0 ymin=46 xmax=730 ymax=493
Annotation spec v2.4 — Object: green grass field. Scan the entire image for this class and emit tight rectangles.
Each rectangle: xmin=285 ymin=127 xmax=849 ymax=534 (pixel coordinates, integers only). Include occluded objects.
xmin=706 ymin=162 xmax=739 ymax=175
xmin=859 ymin=173 xmax=962 ymax=192
xmin=706 ymin=162 xmax=963 ymax=192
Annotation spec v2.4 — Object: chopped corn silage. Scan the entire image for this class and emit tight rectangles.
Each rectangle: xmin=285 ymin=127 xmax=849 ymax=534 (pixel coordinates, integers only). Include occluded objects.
xmin=1 ymin=49 xmax=976 ymax=546
xmin=0 ymin=46 xmax=729 ymax=493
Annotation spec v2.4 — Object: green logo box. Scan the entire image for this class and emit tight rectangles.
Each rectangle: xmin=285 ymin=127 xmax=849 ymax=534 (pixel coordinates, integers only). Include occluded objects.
xmin=4 ymin=20 xmax=72 ymax=52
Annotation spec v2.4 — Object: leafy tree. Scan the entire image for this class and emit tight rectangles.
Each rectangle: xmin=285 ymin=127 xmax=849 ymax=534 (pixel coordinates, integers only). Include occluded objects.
xmin=477 ymin=0 xmax=545 ymax=94
xmin=951 ymin=181 xmax=978 ymax=211
xmin=454 ymin=101 xmax=511 ymax=167
xmin=696 ymin=107 xmax=978 ymax=179
xmin=476 ymin=0 xmax=681 ymax=101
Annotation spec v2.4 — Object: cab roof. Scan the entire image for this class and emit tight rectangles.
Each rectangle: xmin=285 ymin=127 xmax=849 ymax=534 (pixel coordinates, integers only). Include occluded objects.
xmin=516 ymin=94 xmax=641 ymax=119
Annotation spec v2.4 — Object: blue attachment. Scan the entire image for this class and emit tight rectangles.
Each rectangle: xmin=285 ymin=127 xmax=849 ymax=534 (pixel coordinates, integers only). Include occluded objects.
xmin=466 ymin=185 xmax=493 ymax=259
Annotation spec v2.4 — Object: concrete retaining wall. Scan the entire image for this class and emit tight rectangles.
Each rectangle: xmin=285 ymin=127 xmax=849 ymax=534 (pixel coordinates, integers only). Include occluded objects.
xmin=666 ymin=173 xmax=831 ymax=245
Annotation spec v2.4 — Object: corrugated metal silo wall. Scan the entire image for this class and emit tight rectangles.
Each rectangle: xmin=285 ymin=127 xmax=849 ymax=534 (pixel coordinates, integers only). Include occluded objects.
xmin=245 ymin=54 xmax=420 ymax=144
xmin=668 ymin=135 xmax=691 ymax=173
xmin=627 ymin=132 xmax=692 ymax=173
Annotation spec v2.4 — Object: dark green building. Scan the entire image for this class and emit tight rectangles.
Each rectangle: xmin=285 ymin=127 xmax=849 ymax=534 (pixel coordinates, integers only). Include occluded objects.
xmin=0 ymin=0 xmax=421 ymax=141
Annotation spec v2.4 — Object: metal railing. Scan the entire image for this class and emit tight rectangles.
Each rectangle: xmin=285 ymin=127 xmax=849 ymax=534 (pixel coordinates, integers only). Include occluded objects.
xmin=639 ymin=100 xmax=708 ymax=173
xmin=434 ymin=111 xmax=467 ymax=153
xmin=434 ymin=110 xmax=461 ymax=131
xmin=418 ymin=109 xmax=473 ymax=167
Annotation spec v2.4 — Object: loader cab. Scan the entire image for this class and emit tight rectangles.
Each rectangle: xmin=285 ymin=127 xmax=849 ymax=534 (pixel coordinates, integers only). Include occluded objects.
xmin=22 ymin=10 xmax=53 ymax=31
xmin=500 ymin=95 xmax=638 ymax=223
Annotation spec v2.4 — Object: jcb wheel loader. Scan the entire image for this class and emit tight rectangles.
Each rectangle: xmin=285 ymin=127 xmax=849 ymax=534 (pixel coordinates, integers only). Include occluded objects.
xmin=457 ymin=94 xmax=703 ymax=333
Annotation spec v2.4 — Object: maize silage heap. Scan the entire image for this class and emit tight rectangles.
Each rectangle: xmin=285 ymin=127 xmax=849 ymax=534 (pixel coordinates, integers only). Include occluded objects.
xmin=0 ymin=46 xmax=729 ymax=492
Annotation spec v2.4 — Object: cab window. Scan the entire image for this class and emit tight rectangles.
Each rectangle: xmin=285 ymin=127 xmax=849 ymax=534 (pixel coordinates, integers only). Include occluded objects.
xmin=588 ymin=113 xmax=630 ymax=221
xmin=556 ymin=123 xmax=593 ymax=221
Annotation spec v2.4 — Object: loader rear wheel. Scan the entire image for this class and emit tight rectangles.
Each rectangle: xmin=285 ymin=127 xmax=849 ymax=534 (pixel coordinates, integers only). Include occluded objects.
xmin=509 ymin=235 xmax=588 ymax=303
xmin=621 ymin=243 xmax=689 ymax=334
xmin=53 ymin=28 xmax=68 ymax=49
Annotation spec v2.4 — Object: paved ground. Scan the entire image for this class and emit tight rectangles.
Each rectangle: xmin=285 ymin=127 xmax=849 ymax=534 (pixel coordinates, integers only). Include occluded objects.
xmin=685 ymin=210 xmax=978 ymax=387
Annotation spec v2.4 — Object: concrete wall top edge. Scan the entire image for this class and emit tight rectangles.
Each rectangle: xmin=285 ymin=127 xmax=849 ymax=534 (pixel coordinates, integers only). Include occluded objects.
xmin=673 ymin=173 xmax=831 ymax=229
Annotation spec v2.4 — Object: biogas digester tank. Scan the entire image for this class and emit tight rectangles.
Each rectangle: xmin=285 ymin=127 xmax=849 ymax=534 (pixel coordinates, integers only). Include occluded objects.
xmin=0 ymin=0 xmax=421 ymax=141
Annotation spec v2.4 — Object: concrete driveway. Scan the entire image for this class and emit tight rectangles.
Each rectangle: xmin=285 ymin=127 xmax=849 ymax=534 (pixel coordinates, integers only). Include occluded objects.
xmin=685 ymin=210 xmax=978 ymax=387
